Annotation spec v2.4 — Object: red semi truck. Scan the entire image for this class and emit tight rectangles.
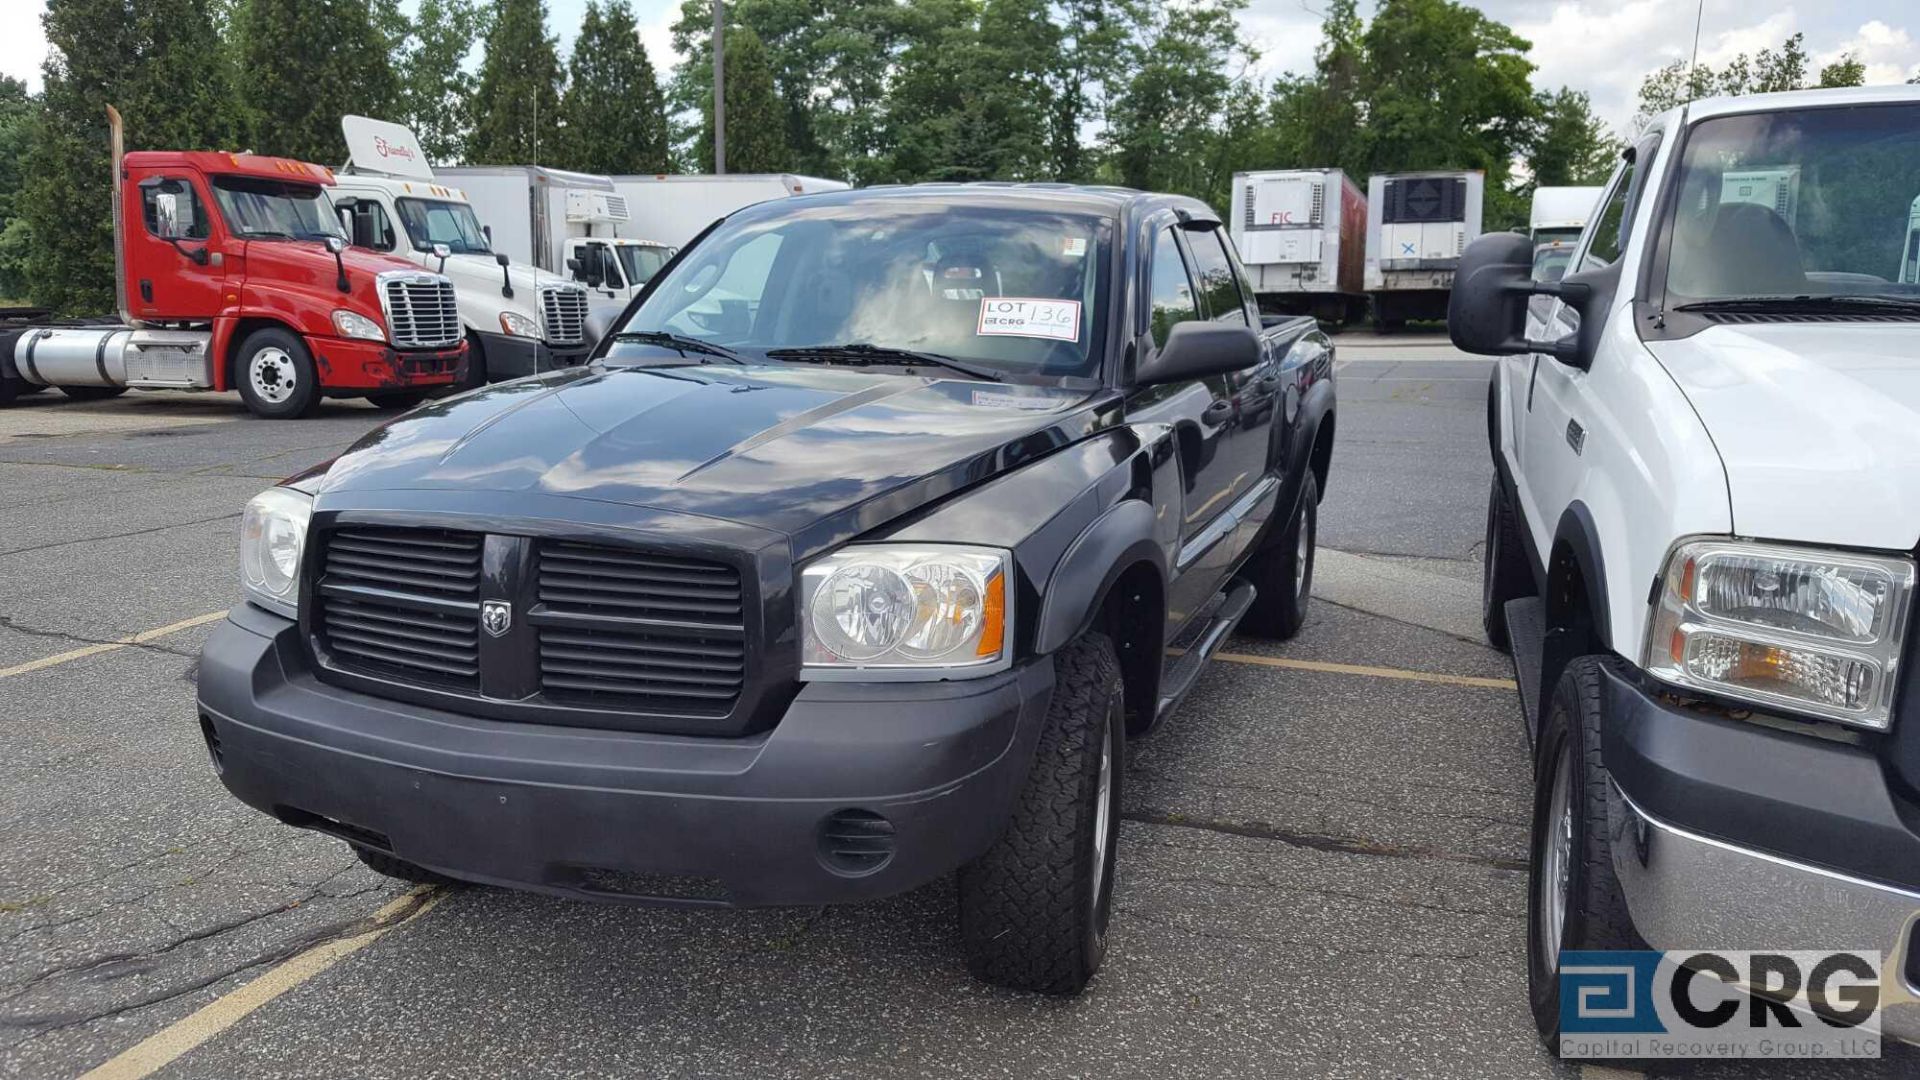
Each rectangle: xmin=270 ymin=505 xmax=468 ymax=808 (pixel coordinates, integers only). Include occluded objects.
xmin=0 ymin=107 xmax=465 ymax=419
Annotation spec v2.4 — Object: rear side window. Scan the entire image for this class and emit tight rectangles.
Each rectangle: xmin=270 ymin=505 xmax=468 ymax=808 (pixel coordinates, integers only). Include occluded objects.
xmin=1583 ymin=134 xmax=1658 ymax=271
xmin=1148 ymin=228 xmax=1199 ymax=347
xmin=1188 ymin=229 xmax=1250 ymax=326
xmin=343 ymin=199 xmax=396 ymax=252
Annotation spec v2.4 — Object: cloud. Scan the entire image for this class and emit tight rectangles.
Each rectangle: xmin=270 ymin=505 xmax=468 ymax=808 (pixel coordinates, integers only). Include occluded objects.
xmin=0 ymin=2 xmax=46 ymax=93
xmin=1815 ymin=20 xmax=1920 ymax=84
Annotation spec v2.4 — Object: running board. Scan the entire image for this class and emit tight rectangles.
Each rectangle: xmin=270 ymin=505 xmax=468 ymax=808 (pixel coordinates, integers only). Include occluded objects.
xmin=1156 ymin=578 xmax=1257 ymax=723
xmin=1505 ymin=596 xmax=1546 ymax=750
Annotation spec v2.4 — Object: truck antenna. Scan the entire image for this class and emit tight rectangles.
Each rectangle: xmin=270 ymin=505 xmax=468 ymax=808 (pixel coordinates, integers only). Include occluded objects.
xmin=1688 ymin=0 xmax=1705 ymax=94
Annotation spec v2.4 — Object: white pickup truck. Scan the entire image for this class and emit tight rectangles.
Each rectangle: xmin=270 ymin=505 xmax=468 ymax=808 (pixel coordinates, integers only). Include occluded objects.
xmin=1449 ymin=84 xmax=1920 ymax=1049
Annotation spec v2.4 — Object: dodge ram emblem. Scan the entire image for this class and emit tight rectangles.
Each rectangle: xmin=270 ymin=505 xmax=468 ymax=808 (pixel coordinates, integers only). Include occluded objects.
xmin=481 ymin=600 xmax=512 ymax=637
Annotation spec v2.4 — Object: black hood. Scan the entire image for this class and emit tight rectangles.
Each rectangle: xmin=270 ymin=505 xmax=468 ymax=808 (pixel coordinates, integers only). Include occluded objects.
xmin=318 ymin=364 xmax=1113 ymax=558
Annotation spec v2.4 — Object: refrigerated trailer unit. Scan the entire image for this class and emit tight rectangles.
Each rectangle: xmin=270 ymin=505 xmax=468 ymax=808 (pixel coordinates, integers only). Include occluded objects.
xmin=1364 ymin=170 xmax=1484 ymax=327
xmin=1229 ymin=169 xmax=1367 ymax=323
xmin=608 ymin=173 xmax=851 ymax=249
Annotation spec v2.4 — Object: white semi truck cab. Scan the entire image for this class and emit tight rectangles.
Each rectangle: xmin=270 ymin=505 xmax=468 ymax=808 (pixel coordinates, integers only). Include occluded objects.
xmin=1450 ymin=84 xmax=1920 ymax=1051
xmin=330 ymin=116 xmax=592 ymax=385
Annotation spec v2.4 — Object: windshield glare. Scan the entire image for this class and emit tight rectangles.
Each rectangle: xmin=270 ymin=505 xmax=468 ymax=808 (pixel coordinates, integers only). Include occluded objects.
xmin=211 ymin=177 xmax=345 ymax=241
xmin=618 ymin=244 xmax=672 ymax=287
xmin=396 ymin=198 xmax=491 ymax=255
xmin=1664 ymin=103 xmax=1920 ymax=302
xmin=609 ymin=202 xmax=1111 ymax=381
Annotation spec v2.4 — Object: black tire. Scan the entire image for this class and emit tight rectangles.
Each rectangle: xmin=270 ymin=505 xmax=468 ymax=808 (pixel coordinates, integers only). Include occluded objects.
xmin=1527 ymin=656 xmax=1645 ymax=1050
xmin=352 ymin=845 xmax=458 ymax=886
xmin=958 ymin=632 xmax=1124 ymax=995
xmin=454 ymin=330 xmax=488 ymax=390
xmin=365 ymin=390 xmax=427 ymax=411
xmin=57 ymin=385 xmax=128 ymax=401
xmin=1482 ymin=473 xmax=1533 ymax=652
xmin=233 ymin=327 xmax=321 ymax=419
xmin=1241 ymin=472 xmax=1317 ymax=639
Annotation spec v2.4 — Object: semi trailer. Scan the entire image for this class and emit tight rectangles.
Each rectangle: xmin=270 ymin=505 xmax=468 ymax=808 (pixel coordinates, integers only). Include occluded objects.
xmin=608 ymin=173 xmax=851 ymax=248
xmin=1363 ymin=169 xmax=1484 ymax=328
xmin=1229 ymin=168 xmax=1367 ymax=323
xmin=0 ymin=108 xmax=464 ymax=419
xmin=330 ymin=116 xmax=593 ymax=386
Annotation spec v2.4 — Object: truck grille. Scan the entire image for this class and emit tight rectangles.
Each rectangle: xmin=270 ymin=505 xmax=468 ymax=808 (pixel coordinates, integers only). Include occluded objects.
xmin=380 ymin=274 xmax=462 ymax=349
xmin=541 ymin=287 xmax=588 ymax=345
xmin=313 ymin=527 xmax=482 ymax=690
xmin=535 ymin=541 xmax=745 ymax=715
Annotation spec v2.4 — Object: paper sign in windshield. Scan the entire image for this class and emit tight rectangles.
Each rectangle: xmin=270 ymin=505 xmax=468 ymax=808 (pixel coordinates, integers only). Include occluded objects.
xmin=977 ymin=298 xmax=1082 ymax=342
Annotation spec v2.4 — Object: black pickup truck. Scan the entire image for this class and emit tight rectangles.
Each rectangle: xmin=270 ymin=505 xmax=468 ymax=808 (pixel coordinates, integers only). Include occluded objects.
xmin=197 ymin=184 xmax=1336 ymax=994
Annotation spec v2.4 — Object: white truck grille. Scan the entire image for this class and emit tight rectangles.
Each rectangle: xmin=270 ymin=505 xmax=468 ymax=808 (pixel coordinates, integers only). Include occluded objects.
xmin=541 ymin=287 xmax=589 ymax=346
xmin=379 ymin=273 xmax=462 ymax=349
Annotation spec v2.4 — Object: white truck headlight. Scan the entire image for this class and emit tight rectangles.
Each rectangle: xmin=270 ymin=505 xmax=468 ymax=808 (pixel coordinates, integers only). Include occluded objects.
xmin=240 ymin=487 xmax=312 ymax=618
xmin=499 ymin=311 xmax=541 ymax=338
xmin=331 ymin=309 xmax=385 ymax=341
xmin=801 ymin=545 xmax=1011 ymax=680
xmin=1644 ymin=538 xmax=1915 ymax=729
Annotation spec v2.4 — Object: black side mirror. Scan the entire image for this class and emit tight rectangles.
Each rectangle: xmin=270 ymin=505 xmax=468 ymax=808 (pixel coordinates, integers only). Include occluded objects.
xmin=1134 ymin=321 xmax=1260 ymax=387
xmin=495 ymin=251 xmax=513 ymax=299
xmin=323 ymin=235 xmax=350 ymax=293
xmin=565 ymin=257 xmax=582 ymax=275
xmin=1449 ymin=232 xmax=1590 ymax=366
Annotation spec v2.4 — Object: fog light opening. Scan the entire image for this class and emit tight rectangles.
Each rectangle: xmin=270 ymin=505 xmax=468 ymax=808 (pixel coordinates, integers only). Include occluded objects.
xmin=818 ymin=808 xmax=896 ymax=876
xmin=198 ymin=714 xmax=224 ymax=776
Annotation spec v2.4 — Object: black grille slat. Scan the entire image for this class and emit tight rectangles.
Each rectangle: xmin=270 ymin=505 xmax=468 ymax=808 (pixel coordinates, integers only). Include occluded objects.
xmin=540 ymin=674 xmax=740 ymax=701
xmin=315 ymin=526 xmax=481 ymax=691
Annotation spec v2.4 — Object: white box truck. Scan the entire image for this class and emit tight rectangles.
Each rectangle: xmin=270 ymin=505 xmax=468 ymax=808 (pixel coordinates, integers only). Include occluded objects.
xmin=608 ymin=173 xmax=850 ymax=248
xmin=330 ymin=116 xmax=592 ymax=385
xmin=1364 ymin=170 xmax=1484 ymax=327
xmin=1528 ymin=185 xmax=1603 ymax=282
xmin=1230 ymin=168 xmax=1368 ymax=323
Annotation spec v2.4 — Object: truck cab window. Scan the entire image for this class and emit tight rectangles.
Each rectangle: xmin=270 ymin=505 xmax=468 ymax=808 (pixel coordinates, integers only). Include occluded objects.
xmin=1582 ymin=155 xmax=1639 ymax=271
xmin=1148 ymin=228 xmax=1200 ymax=347
xmin=1188 ymin=228 xmax=1251 ymax=326
xmin=210 ymin=176 xmax=344 ymax=241
xmin=341 ymin=199 xmax=396 ymax=252
xmin=395 ymin=199 xmax=490 ymax=255
xmin=141 ymin=179 xmax=209 ymax=241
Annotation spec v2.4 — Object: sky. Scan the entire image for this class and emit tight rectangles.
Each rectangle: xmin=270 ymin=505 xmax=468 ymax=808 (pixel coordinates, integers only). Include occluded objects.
xmin=2 ymin=0 xmax=1917 ymax=137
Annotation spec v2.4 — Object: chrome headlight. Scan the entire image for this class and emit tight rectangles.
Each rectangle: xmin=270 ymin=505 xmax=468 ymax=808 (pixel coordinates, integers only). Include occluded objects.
xmin=240 ymin=487 xmax=312 ymax=618
xmin=1644 ymin=538 xmax=1915 ymax=729
xmin=800 ymin=545 xmax=1011 ymax=680
xmin=331 ymin=309 xmax=385 ymax=341
xmin=499 ymin=310 xmax=541 ymax=338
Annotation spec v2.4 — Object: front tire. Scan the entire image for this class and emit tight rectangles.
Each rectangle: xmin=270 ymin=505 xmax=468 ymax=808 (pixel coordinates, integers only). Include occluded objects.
xmin=1527 ymin=656 xmax=1645 ymax=1050
xmin=1483 ymin=473 xmax=1533 ymax=652
xmin=958 ymin=632 xmax=1124 ymax=995
xmin=1241 ymin=472 xmax=1317 ymax=639
xmin=233 ymin=327 xmax=320 ymax=419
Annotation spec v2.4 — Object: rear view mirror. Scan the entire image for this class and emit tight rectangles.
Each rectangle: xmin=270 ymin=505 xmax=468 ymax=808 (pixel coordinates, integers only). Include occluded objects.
xmin=1134 ymin=321 xmax=1259 ymax=387
xmin=153 ymin=192 xmax=184 ymax=239
xmin=1448 ymin=233 xmax=1589 ymax=365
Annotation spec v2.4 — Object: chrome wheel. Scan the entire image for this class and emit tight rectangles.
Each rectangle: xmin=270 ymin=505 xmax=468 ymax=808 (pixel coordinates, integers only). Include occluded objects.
xmin=248 ymin=347 xmax=297 ymax=405
xmin=1538 ymin=746 xmax=1575 ymax=966
xmin=1294 ymin=514 xmax=1311 ymax=597
xmin=1089 ymin=701 xmax=1116 ymax=930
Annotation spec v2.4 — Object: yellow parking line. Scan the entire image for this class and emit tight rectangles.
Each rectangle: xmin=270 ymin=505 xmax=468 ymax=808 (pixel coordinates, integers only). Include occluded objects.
xmin=78 ymin=886 xmax=446 ymax=1080
xmin=1210 ymin=651 xmax=1517 ymax=691
xmin=0 ymin=610 xmax=226 ymax=680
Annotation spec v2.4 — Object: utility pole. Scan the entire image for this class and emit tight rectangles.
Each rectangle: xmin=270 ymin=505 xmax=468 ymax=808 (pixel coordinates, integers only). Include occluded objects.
xmin=712 ymin=0 xmax=727 ymax=174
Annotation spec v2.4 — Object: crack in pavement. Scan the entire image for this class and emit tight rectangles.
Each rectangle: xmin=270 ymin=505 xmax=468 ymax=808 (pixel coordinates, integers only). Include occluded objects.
xmin=1121 ymin=809 xmax=1529 ymax=872
xmin=0 ymin=615 xmax=197 ymax=661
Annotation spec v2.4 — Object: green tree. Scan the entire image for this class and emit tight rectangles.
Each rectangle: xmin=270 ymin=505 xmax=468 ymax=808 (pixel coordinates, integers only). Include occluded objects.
xmin=1527 ymin=88 xmax=1615 ymax=187
xmin=1105 ymin=0 xmax=1251 ymax=204
xmin=558 ymin=0 xmax=670 ymax=173
xmin=700 ymin=25 xmax=791 ymax=171
xmin=1264 ymin=0 xmax=1365 ymax=177
xmin=472 ymin=0 xmax=564 ymax=164
xmin=0 ymin=77 xmax=36 ymax=302
xmin=1635 ymin=32 xmax=1839 ymax=129
xmin=1046 ymin=0 xmax=1133 ymax=182
xmin=234 ymin=0 xmax=399 ymax=163
xmin=879 ymin=0 xmax=1059 ymax=183
xmin=22 ymin=0 xmax=233 ymax=315
xmin=1818 ymin=55 xmax=1867 ymax=88
xmin=396 ymin=0 xmax=491 ymax=163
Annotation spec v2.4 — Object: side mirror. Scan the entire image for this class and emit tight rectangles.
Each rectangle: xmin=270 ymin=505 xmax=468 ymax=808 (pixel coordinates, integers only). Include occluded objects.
xmin=431 ymin=242 xmax=450 ymax=273
xmin=1447 ymin=232 xmax=1588 ymax=365
xmin=494 ymin=251 xmax=513 ymax=299
xmin=324 ymin=236 xmax=346 ymax=255
xmin=1134 ymin=321 xmax=1259 ymax=387
xmin=494 ymin=252 xmax=510 ymax=267
xmin=565 ymin=257 xmax=582 ymax=275
xmin=483 ymin=224 xmax=493 ymax=246
xmin=337 ymin=207 xmax=355 ymax=242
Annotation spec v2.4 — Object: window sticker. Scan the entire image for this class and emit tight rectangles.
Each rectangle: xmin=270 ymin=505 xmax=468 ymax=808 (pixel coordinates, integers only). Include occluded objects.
xmin=1062 ymin=237 xmax=1088 ymax=257
xmin=977 ymin=298 xmax=1082 ymax=342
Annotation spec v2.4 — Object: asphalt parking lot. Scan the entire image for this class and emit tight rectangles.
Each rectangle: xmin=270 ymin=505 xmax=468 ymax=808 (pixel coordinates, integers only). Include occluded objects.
xmin=2 ymin=335 xmax=1911 ymax=1079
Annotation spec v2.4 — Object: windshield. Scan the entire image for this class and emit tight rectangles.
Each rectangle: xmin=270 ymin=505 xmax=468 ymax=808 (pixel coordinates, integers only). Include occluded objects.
xmin=617 ymin=244 xmax=672 ymax=287
xmin=608 ymin=201 xmax=1112 ymax=381
xmin=1663 ymin=103 xmax=1920 ymax=303
xmin=396 ymin=198 xmax=491 ymax=255
xmin=210 ymin=177 xmax=345 ymax=241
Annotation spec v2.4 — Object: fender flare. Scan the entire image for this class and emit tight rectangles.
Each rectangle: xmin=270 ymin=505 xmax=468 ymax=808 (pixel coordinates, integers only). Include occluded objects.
xmin=1548 ymin=501 xmax=1612 ymax=651
xmin=1034 ymin=498 xmax=1166 ymax=656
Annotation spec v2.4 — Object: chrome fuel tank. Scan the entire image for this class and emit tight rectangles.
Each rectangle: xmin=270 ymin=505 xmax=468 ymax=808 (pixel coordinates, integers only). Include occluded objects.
xmin=11 ymin=327 xmax=132 ymax=387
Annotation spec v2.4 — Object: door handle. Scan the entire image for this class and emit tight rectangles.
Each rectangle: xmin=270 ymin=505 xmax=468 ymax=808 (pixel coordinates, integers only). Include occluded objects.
xmin=1202 ymin=400 xmax=1233 ymax=425
xmin=139 ymin=280 xmax=153 ymax=302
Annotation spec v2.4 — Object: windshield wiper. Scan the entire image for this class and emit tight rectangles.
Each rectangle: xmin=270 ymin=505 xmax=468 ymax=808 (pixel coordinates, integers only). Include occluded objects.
xmin=1675 ymin=294 xmax=1920 ymax=315
xmin=764 ymin=343 xmax=1004 ymax=382
xmin=608 ymin=331 xmax=745 ymax=364
xmin=236 ymin=229 xmax=297 ymax=240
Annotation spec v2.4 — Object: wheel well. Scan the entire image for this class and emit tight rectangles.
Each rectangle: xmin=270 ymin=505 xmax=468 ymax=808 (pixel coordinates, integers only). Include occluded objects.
xmin=224 ymin=317 xmax=295 ymax=385
xmin=1308 ymin=414 xmax=1335 ymax=501
xmin=1542 ymin=539 xmax=1600 ymax=697
xmin=1092 ymin=560 xmax=1164 ymax=736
